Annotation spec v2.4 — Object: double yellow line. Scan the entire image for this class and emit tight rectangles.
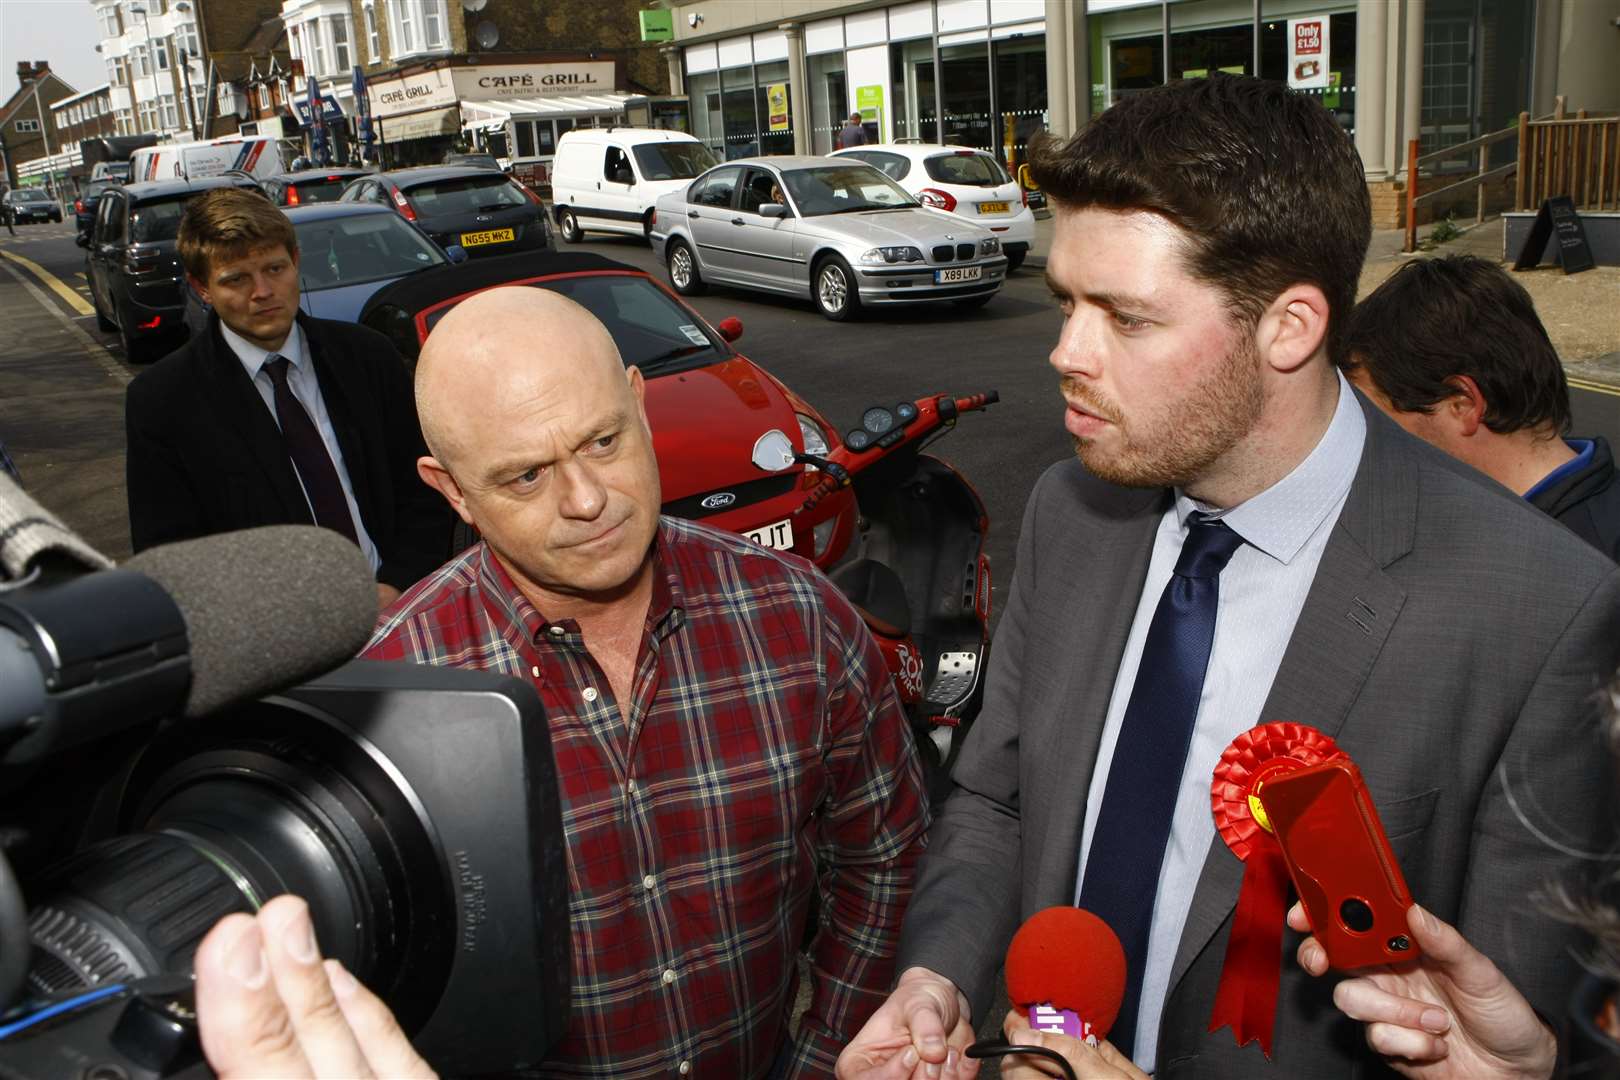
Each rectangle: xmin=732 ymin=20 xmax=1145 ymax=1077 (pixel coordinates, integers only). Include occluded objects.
xmin=1568 ymin=377 xmax=1620 ymax=400
xmin=0 ymin=248 xmax=94 ymax=316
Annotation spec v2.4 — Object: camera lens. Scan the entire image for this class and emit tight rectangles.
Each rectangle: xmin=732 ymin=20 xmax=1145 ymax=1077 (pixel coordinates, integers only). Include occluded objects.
xmin=1339 ymin=897 xmax=1376 ymax=933
xmin=25 ymin=701 xmax=454 ymax=1034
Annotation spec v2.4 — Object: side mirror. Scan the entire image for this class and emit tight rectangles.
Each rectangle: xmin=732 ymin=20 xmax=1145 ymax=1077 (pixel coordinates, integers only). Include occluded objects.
xmin=445 ymin=244 xmax=469 ymax=265
xmin=760 ymin=203 xmax=787 ymax=219
xmin=716 ymin=316 xmax=743 ymax=342
xmin=751 ymin=429 xmax=796 ymax=473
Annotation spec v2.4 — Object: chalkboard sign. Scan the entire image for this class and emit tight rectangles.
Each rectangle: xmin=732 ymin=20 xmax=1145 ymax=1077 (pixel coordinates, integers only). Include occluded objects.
xmin=1513 ymin=196 xmax=1596 ymax=275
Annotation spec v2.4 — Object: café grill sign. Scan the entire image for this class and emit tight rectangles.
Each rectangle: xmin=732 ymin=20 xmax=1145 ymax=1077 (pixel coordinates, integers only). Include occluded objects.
xmin=368 ymin=62 xmax=617 ymax=119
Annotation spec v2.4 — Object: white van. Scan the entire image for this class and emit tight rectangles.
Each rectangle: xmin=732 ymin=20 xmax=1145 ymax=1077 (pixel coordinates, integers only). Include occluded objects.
xmin=129 ymin=136 xmax=285 ymax=184
xmin=550 ymin=128 xmax=716 ymax=243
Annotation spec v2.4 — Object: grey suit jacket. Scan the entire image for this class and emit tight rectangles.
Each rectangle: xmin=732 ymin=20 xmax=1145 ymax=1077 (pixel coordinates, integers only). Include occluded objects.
xmin=898 ymin=398 xmax=1620 ymax=1078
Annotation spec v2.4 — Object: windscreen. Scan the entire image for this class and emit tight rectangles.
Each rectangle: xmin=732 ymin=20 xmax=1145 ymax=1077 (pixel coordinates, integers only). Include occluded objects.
xmin=923 ymin=152 xmax=1008 ymax=187
xmin=84 ymin=181 xmax=114 ymax=200
xmin=404 ymin=174 xmax=526 ymax=214
xmin=292 ymin=178 xmax=352 ymax=204
xmin=423 ymin=274 xmax=724 ymax=375
xmin=781 ymin=165 xmax=918 ymax=216
xmin=14 ymin=189 xmax=51 ymax=202
xmin=295 ymin=213 xmax=446 ymax=290
xmin=633 ymin=142 xmax=719 ymax=181
xmin=130 ymin=196 xmax=194 ymax=242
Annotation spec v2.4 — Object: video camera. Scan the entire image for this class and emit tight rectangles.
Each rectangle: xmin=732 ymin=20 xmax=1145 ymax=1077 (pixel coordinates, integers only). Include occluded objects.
xmin=0 ymin=480 xmax=570 ymax=1078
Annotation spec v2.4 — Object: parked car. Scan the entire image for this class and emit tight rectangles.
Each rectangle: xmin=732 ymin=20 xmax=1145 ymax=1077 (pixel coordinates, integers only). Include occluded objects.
xmin=4 ymin=188 xmax=62 ymax=224
xmin=831 ymin=143 xmax=1036 ymax=271
xmin=83 ymin=175 xmax=262 ymax=362
xmin=551 ymin=127 xmax=717 ymax=244
xmin=341 ymin=165 xmax=549 ymax=258
xmin=650 ymin=156 xmax=1006 ymax=321
xmin=74 ymin=180 xmax=116 ymax=240
xmin=359 ymin=251 xmax=857 ymax=564
xmin=442 ymin=152 xmax=502 ymax=171
xmin=183 ymin=202 xmax=458 ymax=336
xmin=260 ymin=167 xmax=371 ymax=207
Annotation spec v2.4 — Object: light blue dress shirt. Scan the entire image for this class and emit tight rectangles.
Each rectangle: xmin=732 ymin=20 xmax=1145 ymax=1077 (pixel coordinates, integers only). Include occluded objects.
xmin=221 ymin=320 xmax=382 ymax=573
xmin=1075 ymin=372 xmax=1366 ymax=1072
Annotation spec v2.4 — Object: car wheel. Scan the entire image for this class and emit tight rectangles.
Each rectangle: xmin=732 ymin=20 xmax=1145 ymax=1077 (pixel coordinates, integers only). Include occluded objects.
xmin=667 ymin=238 xmax=706 ymax=296
xmin=1005 ymin=249 xmax=1026 ymax=272
xmin=118 ymin=301 xmax=154 ymax=363
xmin=558 ymin=208 xmax=582 ymax=244
xmin=813 ymin=256 xmax=860 ymax=321
xmin=954 ymin=294 xmax=994 ymax=311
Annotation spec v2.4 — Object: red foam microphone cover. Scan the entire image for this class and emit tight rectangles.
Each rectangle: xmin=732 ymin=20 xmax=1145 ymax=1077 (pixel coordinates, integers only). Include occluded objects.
xmin=1004 ymin=907 xmax=1128 ymax=1039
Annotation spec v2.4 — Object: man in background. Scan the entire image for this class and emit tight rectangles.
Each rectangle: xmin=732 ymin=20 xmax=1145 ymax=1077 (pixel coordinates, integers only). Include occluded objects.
xmin=838 ymin=112 xmax=869 ymax=148
xmin=124 ymin=188 xmax=452 ymax=605
xmin=1344 ymin=254 xmax=1620 ymax=560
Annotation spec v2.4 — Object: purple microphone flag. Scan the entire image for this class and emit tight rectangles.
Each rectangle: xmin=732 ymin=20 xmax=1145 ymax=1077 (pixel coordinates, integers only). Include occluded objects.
xmin=1029 ymin=1004 xmax=1099 ymax=1047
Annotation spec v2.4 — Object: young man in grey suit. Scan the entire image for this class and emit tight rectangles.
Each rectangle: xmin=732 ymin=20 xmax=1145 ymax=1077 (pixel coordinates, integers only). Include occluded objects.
xmin=839 ymin=75 xmax=1620 ymax=1080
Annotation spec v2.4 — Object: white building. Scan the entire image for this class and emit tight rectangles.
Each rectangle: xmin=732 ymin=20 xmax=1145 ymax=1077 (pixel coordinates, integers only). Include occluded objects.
xmin=94 ymin=0 xmax=208 ymax=140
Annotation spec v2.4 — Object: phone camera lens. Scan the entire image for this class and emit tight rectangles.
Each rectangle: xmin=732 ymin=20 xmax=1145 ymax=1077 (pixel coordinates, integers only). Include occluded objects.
xmin=1339 ymin=897 xmax=1375 ymax=933
xmin=1388 ymin=934 xmax=1412 ymax=952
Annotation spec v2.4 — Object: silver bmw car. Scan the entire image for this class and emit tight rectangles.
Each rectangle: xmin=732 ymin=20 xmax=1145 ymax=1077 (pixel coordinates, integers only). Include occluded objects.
xmin=650 ymin=155 xmax=1006 ymax=321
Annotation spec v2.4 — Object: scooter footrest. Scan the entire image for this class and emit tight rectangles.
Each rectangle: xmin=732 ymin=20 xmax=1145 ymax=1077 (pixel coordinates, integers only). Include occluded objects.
xmin=923 ymin=651 xmax=979 ymax=710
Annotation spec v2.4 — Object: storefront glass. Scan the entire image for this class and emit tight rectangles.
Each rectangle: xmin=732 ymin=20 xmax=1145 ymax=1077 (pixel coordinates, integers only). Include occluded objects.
xmin=995 ymin=35 xmax=1046 ymax=171
xmin=808 ymin=52 xmax=846 ymax=154
xmin=753 ymin=61 xmax=794 ymax=157
xmin=890 ymin=39 xmax=938 ymax=144
xmin=939 ymin=42 xmax=992 ymax=150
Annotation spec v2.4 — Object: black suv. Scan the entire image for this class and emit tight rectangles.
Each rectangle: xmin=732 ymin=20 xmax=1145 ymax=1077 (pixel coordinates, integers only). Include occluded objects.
xmin=85 ymin=175 xmax=261 ymax=362
xmin=341 ymin=166 xmax=549 ymax=259
xmin=260 ymin=167 xmax=371 ymax=207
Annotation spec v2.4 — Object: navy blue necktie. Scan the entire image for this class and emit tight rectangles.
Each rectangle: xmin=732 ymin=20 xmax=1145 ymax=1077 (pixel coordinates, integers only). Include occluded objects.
xmin=263 ymin=355 xmax=358 ymax=545
xmin=1078 ymin=511 xmax=1245 ymax=1059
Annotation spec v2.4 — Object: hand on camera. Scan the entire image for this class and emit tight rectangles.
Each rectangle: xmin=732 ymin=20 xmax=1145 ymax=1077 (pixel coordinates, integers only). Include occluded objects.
xmin=196 ymin=894 xmax=436 ymax=1079
xmin=836 ymin=966 xmax=979 ymax=1079
xmin=1289 ymin=901 xmax=1555 ymax=1080
xmin=996 ymin=1010 xmax=1148 ymax=1080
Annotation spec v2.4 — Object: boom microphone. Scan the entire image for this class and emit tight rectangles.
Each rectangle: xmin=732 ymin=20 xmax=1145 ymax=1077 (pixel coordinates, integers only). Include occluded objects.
xmin=125 ymin=525 xmax=377 ymax=717
xmin=966 ymin=907 xmax=1129 ymax=1080
xmin=0 ymin=525 xmax=376 ymax=764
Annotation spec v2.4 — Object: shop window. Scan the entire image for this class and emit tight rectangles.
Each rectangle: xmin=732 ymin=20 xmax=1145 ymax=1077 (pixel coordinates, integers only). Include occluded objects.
xmin=721 ymin=65 xmax=759 ymax=161
xmin=807 ymin=53 xmax=845 ymax=155
xmin=994 ymin=34 xmax=1045 ymax=171
xmin=514 ymin=120 xmax=535 ymax=158
xmin=939 ymin=42 xmax=991 ymax=151
xmin=686 ymin=70 xmax=722 ymax=157
xmin=537 ymin=121 xmax=555 ymax=155
xmin=754 ymin=60 xmax=792 ymax=156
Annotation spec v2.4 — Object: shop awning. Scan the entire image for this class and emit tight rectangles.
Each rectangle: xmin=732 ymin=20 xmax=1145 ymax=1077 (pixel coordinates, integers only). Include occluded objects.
xmin=378 ymin=105 xmax=459 ymax=142
xmin=459 ymin=93 xmax=644 ymax=130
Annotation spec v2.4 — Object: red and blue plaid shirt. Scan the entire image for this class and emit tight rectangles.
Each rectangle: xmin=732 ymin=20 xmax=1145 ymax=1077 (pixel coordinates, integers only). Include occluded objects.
xmin=365 ymin=517 xmax=928 ymax=1078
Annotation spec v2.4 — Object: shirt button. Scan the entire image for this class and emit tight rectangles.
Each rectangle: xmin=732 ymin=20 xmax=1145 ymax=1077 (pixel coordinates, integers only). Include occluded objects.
xmin=548 ymin=626 xmax=565 ymax=638
xmin=530 ymin=665 xmax=540 ymax=679
xmin=678 ymin=1063 xmax=691 ymax=1075
xmin=582 ymin=687 xmax=598 ymax=702
xmin=627 ymin=779 xmax=637 ymax=794
xmin=642 ymin=874 xmax=656 ymax=890
xmin=662 ymin=968 xmax=676 ymax=985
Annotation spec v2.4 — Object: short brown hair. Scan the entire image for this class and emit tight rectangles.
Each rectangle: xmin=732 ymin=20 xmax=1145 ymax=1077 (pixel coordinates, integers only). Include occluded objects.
xmin=1030 ymin=74 xmax=1372 ymax=365
xmin=177 ymin=187 xmax=297 ymax=282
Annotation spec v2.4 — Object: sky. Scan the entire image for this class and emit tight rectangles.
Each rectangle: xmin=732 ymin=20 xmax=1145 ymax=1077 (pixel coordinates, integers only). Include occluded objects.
xmin=1 ymin=0 xmax=105 ymax=100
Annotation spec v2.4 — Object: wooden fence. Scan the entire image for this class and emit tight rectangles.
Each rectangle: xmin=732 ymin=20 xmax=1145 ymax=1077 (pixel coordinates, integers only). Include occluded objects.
xmin=1516 ymin=100 xmax=1620 ymax=212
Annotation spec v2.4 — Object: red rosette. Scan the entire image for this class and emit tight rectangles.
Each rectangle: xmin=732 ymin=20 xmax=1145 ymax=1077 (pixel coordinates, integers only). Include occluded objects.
xmin=1207 ymin=722 xmax=1343 ymax=1058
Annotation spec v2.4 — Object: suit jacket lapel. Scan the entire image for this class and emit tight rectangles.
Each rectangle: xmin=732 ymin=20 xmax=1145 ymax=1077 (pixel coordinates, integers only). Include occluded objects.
xmin=1031 ymin=482 xmax=1167 ymax=909
xmin=200 ymin=317 xmax=313 ymax=524
xmin=1167 ymin=396 xmax=1416 ymax=992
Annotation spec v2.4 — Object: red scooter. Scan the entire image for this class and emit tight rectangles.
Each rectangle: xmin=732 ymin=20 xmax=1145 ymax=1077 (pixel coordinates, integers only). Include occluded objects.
xmin=755 ymin=391 xmax=998 ymax=797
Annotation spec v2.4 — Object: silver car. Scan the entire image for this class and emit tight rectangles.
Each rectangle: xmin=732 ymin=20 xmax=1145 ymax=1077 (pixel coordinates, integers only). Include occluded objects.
xmin=650 ymin=155 xmax=1005 ymax=321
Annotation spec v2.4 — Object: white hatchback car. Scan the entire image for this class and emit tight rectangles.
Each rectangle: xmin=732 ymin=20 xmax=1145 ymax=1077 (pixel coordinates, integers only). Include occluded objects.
xmin=830 ymin=143 xmax=1035 ymax=271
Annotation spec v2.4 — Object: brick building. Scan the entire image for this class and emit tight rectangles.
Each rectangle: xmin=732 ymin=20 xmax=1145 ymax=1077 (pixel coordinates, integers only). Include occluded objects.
xmin=50 ymin=85 xmax=119 ymax=147
xmin=280 ymin=0 xmax=675 ymax=165
xmin=0 ymin=62 xmax=77 ymax=194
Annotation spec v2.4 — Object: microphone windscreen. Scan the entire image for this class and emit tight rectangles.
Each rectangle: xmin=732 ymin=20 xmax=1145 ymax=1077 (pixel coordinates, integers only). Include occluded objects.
xmin=1004 ymin=906 xmax=1128 ymax=1039
xmin=124 ymin=526 xmax=377 ymax=717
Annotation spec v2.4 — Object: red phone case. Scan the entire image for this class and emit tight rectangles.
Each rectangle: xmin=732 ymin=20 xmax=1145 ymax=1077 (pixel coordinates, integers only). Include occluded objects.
xmin=1256 ymin=757 xmax=1420 ymax=970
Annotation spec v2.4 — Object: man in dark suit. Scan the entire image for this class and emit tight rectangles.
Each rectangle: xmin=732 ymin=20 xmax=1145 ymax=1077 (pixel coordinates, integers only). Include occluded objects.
xmin=838 ymin=76 xmax=1620 ymax=1080
xmin=124 ymin=188 xmax=451 ymax=606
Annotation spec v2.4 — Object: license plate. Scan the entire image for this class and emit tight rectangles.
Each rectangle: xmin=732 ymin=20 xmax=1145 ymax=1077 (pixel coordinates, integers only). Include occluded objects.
xmin=978 ymin=201 xmax=1009 ymax=214
xmin=935 ymin=266 xmax=983 ymax=284
xmin=459 ymin=228 xmax=515 ymax=247
xmin=743 ymin=518 xmax=794 ymax=551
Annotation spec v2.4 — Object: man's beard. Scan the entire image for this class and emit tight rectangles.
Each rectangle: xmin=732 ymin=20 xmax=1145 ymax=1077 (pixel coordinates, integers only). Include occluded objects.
xmin=1065 ymin=334 xmax=1266 ymax=490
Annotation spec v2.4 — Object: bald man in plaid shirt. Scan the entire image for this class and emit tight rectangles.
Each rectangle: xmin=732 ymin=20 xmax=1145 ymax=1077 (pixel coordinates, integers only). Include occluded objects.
xmin=327 ymin=286 xmax=922 ymax=1079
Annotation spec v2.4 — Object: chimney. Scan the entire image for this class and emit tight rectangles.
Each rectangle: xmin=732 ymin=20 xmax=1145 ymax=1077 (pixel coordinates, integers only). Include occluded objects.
xmin=16 ymin=61 xmax=49 ymax=89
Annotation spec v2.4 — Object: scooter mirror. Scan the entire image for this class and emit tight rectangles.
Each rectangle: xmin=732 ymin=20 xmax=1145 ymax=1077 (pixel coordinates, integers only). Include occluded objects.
xmin=751 ymin=429 xmax=796 ymax=472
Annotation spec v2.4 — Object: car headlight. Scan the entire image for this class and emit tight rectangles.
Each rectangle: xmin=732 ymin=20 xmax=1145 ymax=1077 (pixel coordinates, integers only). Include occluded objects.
xmin=797 ymin=413 xmax=831 ymax=471
xmin=859 ymin=246 xmax=924 ymax=265
xmin=979 ymin=236 xmax=1001 ymax=256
